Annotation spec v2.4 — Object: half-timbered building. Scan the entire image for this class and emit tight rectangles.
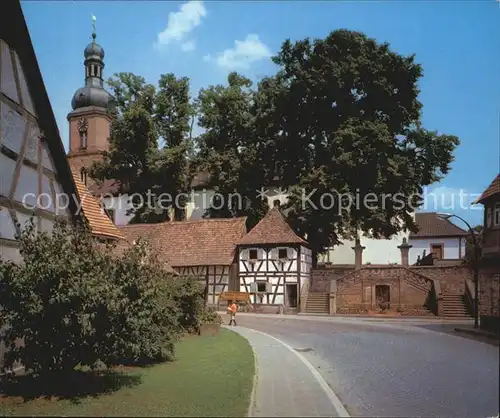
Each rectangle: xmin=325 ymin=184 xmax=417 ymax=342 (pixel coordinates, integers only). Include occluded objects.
xmin=237 ymin=207 xmax=312 ymax=311
xmin=118 ymin=217 xmax=246 ymax=305
xmin=0 ymin=0 xmax=81 ymax=262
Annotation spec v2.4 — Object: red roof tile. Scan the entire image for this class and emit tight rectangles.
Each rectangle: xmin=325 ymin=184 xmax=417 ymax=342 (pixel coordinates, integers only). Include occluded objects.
xmin=476 ymin=174 xmax=500 ymax=204
xmin=71 ymin=169 xmax=125 ymax=240
xmin=409 ymin=212 xmax=468 ymax=238
xmin=118 ymin=217 xmax=247 ymax=267
xmin=238 ymin=207 xmax=308 ymax=246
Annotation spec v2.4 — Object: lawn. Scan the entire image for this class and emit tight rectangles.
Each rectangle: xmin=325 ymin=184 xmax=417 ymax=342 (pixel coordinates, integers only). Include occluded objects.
xmin=0 ymin=328 xmax=254 ymax=417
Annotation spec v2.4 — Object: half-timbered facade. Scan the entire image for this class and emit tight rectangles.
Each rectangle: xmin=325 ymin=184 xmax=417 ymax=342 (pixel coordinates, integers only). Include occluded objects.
xmin=237 ymin=207 xmax=312 ymax=310
xmin=119 ymin=217 xmax=247 ymax=306
xmin=0 ymin=0 xmax=81 ymax=262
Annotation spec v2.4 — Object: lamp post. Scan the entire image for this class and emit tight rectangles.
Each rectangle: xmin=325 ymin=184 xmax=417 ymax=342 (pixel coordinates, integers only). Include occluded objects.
xmin=437 ymin=212 xmax=480 ymax=328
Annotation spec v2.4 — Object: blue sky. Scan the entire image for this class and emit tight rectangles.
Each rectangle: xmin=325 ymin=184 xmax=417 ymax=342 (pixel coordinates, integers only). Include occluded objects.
xmin=21 ymin=0 xmax=500 ymax=226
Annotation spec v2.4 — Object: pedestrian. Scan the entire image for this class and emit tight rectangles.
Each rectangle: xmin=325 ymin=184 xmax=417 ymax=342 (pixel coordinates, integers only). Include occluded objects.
xmin=227 ymin=300 xmax=238 ymax=326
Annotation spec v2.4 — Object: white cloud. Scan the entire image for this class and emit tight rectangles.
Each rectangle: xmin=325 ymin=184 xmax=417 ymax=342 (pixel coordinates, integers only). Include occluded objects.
xmin=421 ymin=186 xmax=482 ymax=212
xmin=181 ymin=40 xmax=196 ymax=52
xmin=155 ymin=1 xmax=206 ymax=48
xmin=208 ymin=34 xmax=272 ymax=70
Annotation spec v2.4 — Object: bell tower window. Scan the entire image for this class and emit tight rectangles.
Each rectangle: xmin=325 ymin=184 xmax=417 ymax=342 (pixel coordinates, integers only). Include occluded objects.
xmin=77 ymin=118 xmax=88 ymax=150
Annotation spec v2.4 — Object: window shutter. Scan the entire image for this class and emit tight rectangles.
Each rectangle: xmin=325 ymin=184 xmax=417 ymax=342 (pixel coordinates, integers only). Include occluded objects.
xmin=266 ymin=281 xmax=273 ymax=293
xmin=250 ymin=282 xmax=257 ymax=293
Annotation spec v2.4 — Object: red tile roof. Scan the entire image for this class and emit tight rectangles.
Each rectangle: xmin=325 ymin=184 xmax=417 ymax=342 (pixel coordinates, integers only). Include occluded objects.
xmin=476 ymin=174 xmax=500 ymax=204
xmin=238 ymin=207 xmax=308 ymax=246
xmin=409 ymin=212 xmax=468 ymax=238
xmin=71 ymin=170 xmax=126 ymax=241
xmin=118 ymin=217 xmax=247 ymax=267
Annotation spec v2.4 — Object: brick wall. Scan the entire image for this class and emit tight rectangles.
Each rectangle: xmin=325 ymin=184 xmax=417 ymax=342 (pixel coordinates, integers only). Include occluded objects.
xmin=410 ymin=265 xmax=473 ymax=294
xmin=312 ymin=265 xmax=354 ymax=292
xmin=479 ymin=266 xmax=500 ymax=333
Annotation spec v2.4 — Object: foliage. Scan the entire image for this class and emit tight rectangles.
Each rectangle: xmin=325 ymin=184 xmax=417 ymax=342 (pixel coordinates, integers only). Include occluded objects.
xmin=0 ymin=218 xmax=205 ymax=376
xmin=199 ymin=308 xmax=223 ymax=325
xmin=464 ymin=225 xmax=483 ymax=263
xmin=92 ymin=29 xmax=459 ymax=265
xmin=194 ymin=30 xmax=460 ymax=263
xmin=90 ymin=72 xmax=195 ymax=223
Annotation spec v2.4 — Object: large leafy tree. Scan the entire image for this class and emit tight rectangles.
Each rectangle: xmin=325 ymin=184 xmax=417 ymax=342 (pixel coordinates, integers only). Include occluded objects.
xmin=248 ymin=30 xmax=459 ymax=264
xmin=196 ymin=72 xmax=268 ymax=228
xmin=91 ymin=72 xmax=195 ymax=223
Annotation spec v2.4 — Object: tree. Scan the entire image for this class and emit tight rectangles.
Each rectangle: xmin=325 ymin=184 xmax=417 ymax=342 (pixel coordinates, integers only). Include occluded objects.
xmin=196 ymin=72 xmax=269 ymax=228
xmin=249 ymin=30 xmax=459 ymax=264
xmin=90 ymin=72 xmax=195 ymax=223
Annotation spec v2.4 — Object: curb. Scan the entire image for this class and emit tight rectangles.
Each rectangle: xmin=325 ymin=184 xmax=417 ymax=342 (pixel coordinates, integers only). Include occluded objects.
xmin=248 ymin=327 xmax=351 ymax=418
xmin=454 ymin=327 xmax=499 ymax=341
xmin=222 ymin=326 xmax=258 ymax=417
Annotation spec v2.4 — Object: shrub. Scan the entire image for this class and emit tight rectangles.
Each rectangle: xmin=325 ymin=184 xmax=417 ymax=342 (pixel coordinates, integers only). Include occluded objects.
xmin=199 ymin=308 xmax=223 ymax=325
xmin=0 ymin=218 xmax=204 ymax=375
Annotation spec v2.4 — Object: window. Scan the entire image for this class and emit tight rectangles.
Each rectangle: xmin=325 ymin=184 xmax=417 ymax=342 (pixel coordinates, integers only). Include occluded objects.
xmin=273 ymin=199 xmax=281 ymax=208
xmin=494 ymin=203 xmax=500 ymax=227
xmin=80 ymin=168 xmax=87 ymax=185
xmin=278 ymin=248 xmax=287 ymax=259
xmin=249 ymin=249 xmax=258 ymax=260
xmin=257 ymin=281 xmax=267 ymax=292
xmin=80 ymin=131 xmax=87 ymax=149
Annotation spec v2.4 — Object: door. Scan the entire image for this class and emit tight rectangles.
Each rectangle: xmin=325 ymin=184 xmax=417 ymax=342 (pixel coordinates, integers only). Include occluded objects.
xmin=286 ymin=284 xmax=298 ymax=308
xmin=375 ymin=285 xmax=390 ymax=309
xmin=431 ymin=244 xmax=444 ymax=260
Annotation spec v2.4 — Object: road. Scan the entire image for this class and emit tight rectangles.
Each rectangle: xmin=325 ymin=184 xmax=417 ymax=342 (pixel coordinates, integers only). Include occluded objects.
xmin=236 ymin=315 xmax=499 ymax=418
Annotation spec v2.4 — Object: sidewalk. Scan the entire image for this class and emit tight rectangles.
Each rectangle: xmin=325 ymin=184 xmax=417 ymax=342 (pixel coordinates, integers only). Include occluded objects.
xmin=223 ymin=325 xmax=348 ymax=417
xmin=454 ymin=326 xmax=499 ymax=342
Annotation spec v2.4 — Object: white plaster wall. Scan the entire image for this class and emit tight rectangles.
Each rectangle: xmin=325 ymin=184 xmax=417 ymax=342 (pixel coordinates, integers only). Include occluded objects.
xmin=409 ymin=237 xmax=466 ymax=265
xmin=0 ymin=153 xmax=16 ymax=197
xmin=239 ymin=247 xmax=298 ymax=273
xmin=186 ymin=189 xmax=215 ymax=221
xmin=101 ymin=195 xmax=133 ymax=226
xmin=0 ymin=246 xmax=22 ymax=263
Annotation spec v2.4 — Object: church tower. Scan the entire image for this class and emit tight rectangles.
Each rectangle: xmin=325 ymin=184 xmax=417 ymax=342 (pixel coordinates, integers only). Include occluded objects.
xmin=67 ymin=17 xmax=113 ymax=188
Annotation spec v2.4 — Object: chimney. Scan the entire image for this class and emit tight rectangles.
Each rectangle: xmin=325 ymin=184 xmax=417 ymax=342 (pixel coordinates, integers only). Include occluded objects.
xmin=352 ymin=238 xmax=365 ymax=269
xmin=398 ymin=237 xmax=413 ymax=267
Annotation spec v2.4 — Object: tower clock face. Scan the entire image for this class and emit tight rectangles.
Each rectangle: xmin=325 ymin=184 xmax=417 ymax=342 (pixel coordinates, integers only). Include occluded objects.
xmin=77 ymin=118 xmax=88 ymax=133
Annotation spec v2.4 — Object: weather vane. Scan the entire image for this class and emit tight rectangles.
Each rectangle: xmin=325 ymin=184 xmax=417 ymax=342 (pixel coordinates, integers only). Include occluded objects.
xmin=91 ymin=14 xmax=97 ymax=39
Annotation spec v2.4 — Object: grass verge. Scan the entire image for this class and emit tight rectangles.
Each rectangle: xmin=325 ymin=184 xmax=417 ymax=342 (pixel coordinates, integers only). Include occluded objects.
xmin=0 ymin=328 xmax=254 ymax=416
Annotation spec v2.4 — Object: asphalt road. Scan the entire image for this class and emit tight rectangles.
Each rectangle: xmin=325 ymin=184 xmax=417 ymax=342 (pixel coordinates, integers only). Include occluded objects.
xmin=236 ymin=315 xmax=499 ymax=418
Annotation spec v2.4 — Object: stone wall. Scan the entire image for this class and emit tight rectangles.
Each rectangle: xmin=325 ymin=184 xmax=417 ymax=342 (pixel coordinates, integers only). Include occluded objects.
xmin=332 ymin=266 xmax=434 ymax=315
xmin=479 ymin=264 xmax=500 ymax=333
xmin=311 ymin=265 xmax=354 ymax=292
xmin=410 ymin=265 xmax=473 ymax=294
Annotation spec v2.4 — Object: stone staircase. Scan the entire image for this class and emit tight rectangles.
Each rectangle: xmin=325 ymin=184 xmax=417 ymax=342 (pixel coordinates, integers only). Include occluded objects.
xmin=304 ymin=292 xmax=329 ymax=314
xmin=442 ymin=292 xmax=472 ymax=318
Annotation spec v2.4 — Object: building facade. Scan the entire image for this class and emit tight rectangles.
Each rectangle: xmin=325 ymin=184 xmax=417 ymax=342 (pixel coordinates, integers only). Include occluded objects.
xmin=476 ymin=174 xmax=500 ymax=332
xmin=237 ymin=206 xmax=312 ymax=311
xmin=0 ymin=0 xmax=81 ymax=263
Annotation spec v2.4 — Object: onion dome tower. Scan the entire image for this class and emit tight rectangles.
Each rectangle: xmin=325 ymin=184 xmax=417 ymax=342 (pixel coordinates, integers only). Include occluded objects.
xmin=67 ymin=15 xmax=114 ymax=187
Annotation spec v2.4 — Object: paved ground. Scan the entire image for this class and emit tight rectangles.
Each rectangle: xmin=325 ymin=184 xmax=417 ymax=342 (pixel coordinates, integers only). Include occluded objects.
xmin=224 ymin=325 xmax=344 ymax=417
xmin=232 ymin=314 xmax=499 ymax=418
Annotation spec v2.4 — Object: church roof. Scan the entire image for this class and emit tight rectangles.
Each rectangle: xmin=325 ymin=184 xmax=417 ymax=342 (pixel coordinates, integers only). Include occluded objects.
xmin=238 ymin=207 xmax=308 ymax=246
xmin=71 ymin=169 xmax=125 ymax=240
xmin=475 ymin=174 xmax=500 ymax=204
xmin=118 ymin=217 xmax=247 ymax=267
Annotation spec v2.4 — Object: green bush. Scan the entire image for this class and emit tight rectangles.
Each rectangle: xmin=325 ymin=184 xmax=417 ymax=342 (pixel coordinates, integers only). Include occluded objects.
xmin=199 ymin=308 xmax=223 ymax=325
xmin=0 ymin=218 xmax=206 ymax=376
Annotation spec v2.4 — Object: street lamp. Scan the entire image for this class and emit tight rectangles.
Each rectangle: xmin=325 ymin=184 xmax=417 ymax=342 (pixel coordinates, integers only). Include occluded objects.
xmin=437 ymin=212 xmax=480 ymax=329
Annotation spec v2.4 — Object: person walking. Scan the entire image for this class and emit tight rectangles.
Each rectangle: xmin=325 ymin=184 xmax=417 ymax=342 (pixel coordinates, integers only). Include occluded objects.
xmin=227 ymin=300 xmax=238 ymax=326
